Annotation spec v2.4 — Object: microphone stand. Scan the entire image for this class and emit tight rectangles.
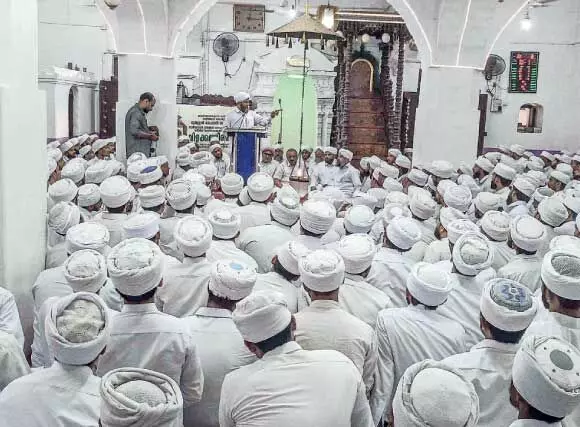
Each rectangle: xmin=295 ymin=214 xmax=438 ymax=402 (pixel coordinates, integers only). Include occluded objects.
xmin=277 ymin=98 xmax=283 ymax=145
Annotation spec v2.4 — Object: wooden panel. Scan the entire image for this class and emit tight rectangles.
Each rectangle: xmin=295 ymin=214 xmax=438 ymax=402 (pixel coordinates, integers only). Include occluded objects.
xmin=349 ymin=111 xmax=385 ymax=128
xmin=350 ymin=97 xmax=383 ymax=112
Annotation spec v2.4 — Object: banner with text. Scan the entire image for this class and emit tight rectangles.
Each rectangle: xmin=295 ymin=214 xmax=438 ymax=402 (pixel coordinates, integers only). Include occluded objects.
xmin=178 ymin=105 xmax=232 ymax=144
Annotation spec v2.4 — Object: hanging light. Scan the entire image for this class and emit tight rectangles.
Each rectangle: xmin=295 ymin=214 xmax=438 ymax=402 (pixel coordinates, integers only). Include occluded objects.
xmin=521 ymin=8 xmax=532 ymax=31
xmin=104 ymin=0 xmax=121 ymax=9
xmin=318 ymin=4 xmax=338 ymax=30
xmin=361 ymin=33 xmax=371 ymax=44
xmin=381 ymin=33 xmax=391 ymax=43
xmin=288 ymin=4 xmax=297 ymax=18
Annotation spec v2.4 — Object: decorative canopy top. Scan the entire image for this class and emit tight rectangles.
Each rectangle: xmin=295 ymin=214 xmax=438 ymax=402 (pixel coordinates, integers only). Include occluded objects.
xmin=268 ymin=13 xmax=344 ymax=40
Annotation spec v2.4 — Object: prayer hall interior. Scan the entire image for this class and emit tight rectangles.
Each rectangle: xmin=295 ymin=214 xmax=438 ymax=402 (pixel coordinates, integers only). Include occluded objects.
xmin=2 ymin=0 xmax=580 ymax=426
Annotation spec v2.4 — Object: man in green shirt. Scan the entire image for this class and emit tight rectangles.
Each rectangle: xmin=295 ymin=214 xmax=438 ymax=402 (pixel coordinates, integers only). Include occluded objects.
xmin=125 ymin=92 xmax=158 ymax=158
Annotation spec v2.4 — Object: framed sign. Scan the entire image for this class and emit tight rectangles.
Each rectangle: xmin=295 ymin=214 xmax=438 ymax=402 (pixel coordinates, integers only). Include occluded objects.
xmin=508 ymin=51 xmax=540 ymax=94
xmin=233 ymin=4 xmax=266 ymax=33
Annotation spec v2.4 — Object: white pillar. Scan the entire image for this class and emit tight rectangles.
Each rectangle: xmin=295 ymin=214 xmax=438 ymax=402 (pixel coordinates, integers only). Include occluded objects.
xmin=116 ymin=54 xmax=177 ymax=166
xmin=0 ymin=0 xmax=47 ymax=349
xmin=413 ymin=67 xmax=482 ymax=167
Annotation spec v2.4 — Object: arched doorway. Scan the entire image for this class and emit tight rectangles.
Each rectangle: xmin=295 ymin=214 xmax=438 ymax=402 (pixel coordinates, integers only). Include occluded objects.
xmin=68 ymin=86 xmax=79 ymax=137
xmin=351 ymin=58 xmax=374 ymax=96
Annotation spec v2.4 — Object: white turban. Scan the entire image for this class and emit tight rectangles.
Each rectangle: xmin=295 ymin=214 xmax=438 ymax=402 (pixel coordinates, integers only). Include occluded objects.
xmin=359 ymin=157 xmax=370 ymax=171
xmin=48 ymin=157 xmax=57 ymax=179
xmin=382 ymin=177 xmax=403 ymax=193
xmin=198 ymin=163 xmax=218 ymax=181
xmin=527 ymin=157 xmax=545 ymax=172
xmin=221 ymin=173 xmax=244 ymax=196
xmin=139 ymin=185 xmax=165 ymax=209
xmin=557 ymin=153 xmax=572 ymax=165
xmin=550 ymin=235 xmax=580 ymax=252
xmin=323 ymin=146 xmax=337 ymax=155
xmin=513 ymin=336 xmax=580 ymax=418
xmin=195 ymin=185 xmax=211 ymax=206
xmin=484 ymin=151 xmax=501 ymax=165
xmin=300 ymin=199 xmax=336 ymax=235
xmin=77 ymin=184 xmax=101 ymax=207
xmin=541 ymin=248 xmax=580 ymax=300
xmin=123 ymin=212 xmax=160 ymax=240
xmin=49 ymin=202 xmax=81 ymax=235
xmin=299 ymin=249 xmax=345 ymax=292
xmin=452 ymin=232 xmax=493 ymax=276
xmin=61 ymin=160 xmax=86 ymax=184
xmin=526 ymin=170 xmax=547 ymax=186
xmin=493 ymin=163 xmax=516 ymax=181
xmin=209 ymin=260 xmax=257 ymax=300
xmin=247 ymin=172 xmax=274 ymax=202
xmin=208 ymin=208 xmax=241 ymax=239
xmin=126 ymin=161 xmax=147 ymax=183
xmin=234 ymin=92 xmax=251 ymax=103
xmin=540 ymin=151 xmax=556 ymax=163
xmin=407 ymin=168 xmax=428 ymax=187
xmin=480 ymin=278 xmax=537 ymax=332
xmin=533 ymin=187 xmax=554 ymax=204
xmin=385 ymin=191 xmax=409 ymax=207
xmin=351 ymin=192 xmax=378 ymax=210
xmin=382 ymin=203 xmax=411 ymax=228
xmin=60 ymin=139 xmax=75 ymax=153
xmin=374 ymin=164 xmax=400 ymax=180
xmin=191 ymin=151 xmax=212 ymax=168
xmin=271 ymin=194 xmax=300 ymax=226
xmin=387 ymin=216 xmax=421 ymax=250
xmin=368 ymin=155 xmax=381 ymax=170
xmin=480 ymin=210 xmax=510 ymax=242
xmin=336 ymin=234 xmax=376 ymax=275
xmin=512 ymin=177 xmax=536 ymax=198
xmin=165 ymin=179 xmax=196 ymax=211
xmin=233 ymin=290 xmax=292 ymax=343
xmin=439 ymin=207 xmax=468 ymax=230
xmin=392 ymin=360 xmax=479 ymax=427
xmin=429 ymin=160 xmax=454 ymax=179
xmin=444 ymin=185 xmax=472 ymax=213
xmin=127 ymin=152 xmax=147 ymax=164
xmin=389 ymin=148 xmax=402 ymax=158
xmin=409 ymin=193 xmax=437 ymax=220
xmin=64 ymin=250 xmax=108 ymax=293
xmin=107 ymin=238 xmax=164 ymax=297
xmin=510 ymin=216 xmax=545 ymax=252
xmin=139 ymin=165 xmax=163 ymax=185
xmin=510 ymin=144 xmax=526 ymax=156
xmin=564 ymin=195 xmax=580 ymax=214
xmin=85 ymin=160 xmax=112 ymax=184
xmin=45 ymin=292 xmax=110 ymax=366
xmin=538 ymin=198 xmax=568 ymax=227
xmin=367 ymin=188 xmax=387 ymax=207
xmin=475 ymin=156 xmax=494 ymax=173
xmin=176 ymin=152 xmax=192 ymax=167
xmin=407 ymin=262 xmax=454 ymax=306
xmin=100 ymin=176 xmax=134 ymax=209
xmin=395 ymin=155 xmax=411 ymax=169
xmin=174 ymin=216 xmax=212 ymax=258
xmin=208 ymin=144 xmax=222 ymax=155
xmin=66 ymin=222 xmax=110 ymax=255
xmin=100 ymin=367 xmax=183 ymax=427
xmin=49 ymin=178 xmax=78 ymax=203
xmin=338 ymin=148 xmax=353 ymax=161
xmin=344 ymin=205 xmax=375 ymax=234
xmin=276 ymin=241 xmax=310 ymax=275
xmin=550 ymin=170 xmax=571 ymax=185
xmin=92 ymin=139 xmax=108 ymax=153
xmin=48 ymin=147 xmax=63 ymax=162
xmin=457 ymin=175 xmax=480 ymax=198
xmin=447 ymin=219 xmax=480 ymax=245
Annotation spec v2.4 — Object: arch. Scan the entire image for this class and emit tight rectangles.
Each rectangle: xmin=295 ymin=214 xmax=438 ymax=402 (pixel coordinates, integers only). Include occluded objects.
xmin=170 ymin=0 xmax=220 ymax=57
xmin=351 ymin=59 xmax=375 ymax=95
xmin=517 ymin=103 xmax=543 ymax=133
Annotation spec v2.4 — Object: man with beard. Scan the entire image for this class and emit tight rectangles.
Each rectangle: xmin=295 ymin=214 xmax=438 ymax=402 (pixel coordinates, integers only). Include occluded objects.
xmin=472 ymin=156 xmax=494 ymax=192
xmin=125 ymin=92 xmax=159 ymax=158
xmin=274 ymin=148 xmax=299 ymax=183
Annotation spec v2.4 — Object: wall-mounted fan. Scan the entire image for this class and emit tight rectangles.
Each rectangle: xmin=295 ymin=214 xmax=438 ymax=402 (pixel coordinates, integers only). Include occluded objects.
xmin=483 ymin=54 xmax=506 ymax=81
xmin=213 ymin=32 xmax=240 ymax=63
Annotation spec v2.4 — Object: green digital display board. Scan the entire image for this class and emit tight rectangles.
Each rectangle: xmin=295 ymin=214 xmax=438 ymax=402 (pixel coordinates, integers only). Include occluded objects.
xmin=509 ymin=51 xmax=539 ymax=93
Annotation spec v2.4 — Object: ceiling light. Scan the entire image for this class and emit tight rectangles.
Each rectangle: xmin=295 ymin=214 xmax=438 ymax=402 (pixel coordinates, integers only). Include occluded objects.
xmin=521 ymin=9 xmax=532 ymax=30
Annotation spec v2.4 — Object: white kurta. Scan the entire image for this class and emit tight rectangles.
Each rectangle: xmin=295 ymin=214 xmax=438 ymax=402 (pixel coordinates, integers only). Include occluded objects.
xmin=538 ymin=226 xmax=556 ymax=258
xmin=96 ymin=303 xmax=204 ymax=407
xmin=257 ymin=160 xmax=280 ymax=177
xmin=0 ymin=362 xmax=100 ymax=427
xmin=212 ymin=156 xmax=230 ymax=178
xmin=555 ymin=220 xmax=576 ymax=236
xmin=0 ymin=331 xmax=29 ymax=392
xmin=497 ymin=253 xmax=542 ymax=292
xmin=443 ymin=339 xmax=519 ymax=427
xmin=370 ymin=305 xmax=468 ymax=424
xmin=223 ymin=108 xmax=271 ymax=129
xmin=219 ymin=341 xmax=374 ymax=427
xmin=206 ymin=240 xmax=259 ymax=271
xmin=294 ymin=300 xmax=378 ymax=395
xmin=338 ymin=274 xmax=391 ymax=329
xmin=311 ymin=162 xmax=337 ymax=188
xmin=237 ymin=223 xmax=294 ymax=273
xmin=423 ymin=238 xmax=451 ymax=264
xmin=91 ymin=212 xmax=128 ymax=247
xmin=183 ymin=307 xmax=256 ymax=427
xmin=506 ymin=200 xmax=530 ymax=218
xmin=236 ymin=202 xmax=272 ymax=233
xmin=159 ymin=213 xmax=191 ymax=260
xmin=273 ymin=161 xmax=299 ymax=183
xmin=333 ymin=164 xmax=362 ymax=198
xmin=525 ymin=311 xmax=580 ymax=356
xmin=414 ymin=217 xmax=436 ymax=245
xmin=366 ymin=247 xmax=415 ymax=308
xmin=0 ymin=287 xmax=24 ymax=348
xmin=253 ymin=272 xmax=301 ymax=314
xmin=489 ymin=239 xmax=516 ymax=271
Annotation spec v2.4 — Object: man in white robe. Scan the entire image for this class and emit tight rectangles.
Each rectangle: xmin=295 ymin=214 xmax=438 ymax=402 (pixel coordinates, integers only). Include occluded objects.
xmin=0 ymin=331 xmax=29 ymax=392
xmin=159 ymin=178 xmax=196 ymax=260
xmin=473 ymin=156 xmax=494 ymax=193
xmin=491 ymin=162 xmax=516 ymax=201
xmin=332 ymin=148 xmax=361 ymax=198
xmin=0 ymin=288 xmax=24 ymax=350
xmin=257 ymin=145 xmax=280 ymax=177
xmin=222 ymin=92 xmax=277 ymax=129
xmin=480 ymin=210 xmax=515 ymax=271
xmin=310 ymin=146 xmax=338 ymax=190
xmin=423 ymin=207 xmax=468 ymax=263
xmin=506 ymin=177 xmax=535 ymax=218
xmin=293 ymin=199 xmax=337 ymax=250
xmin=536 ymin=197 xmax=569 ymax=257
xmin=209 ymin=143 xmax=230 ymax=178
xmin=273 ymin=148 xmax=299 ymax=184
xmin=443 ymin=279 xmax=538 ymax=427
xmin=236 ymin=172 xmax=273 ymax=232
xmin=45 ymin=201 xmax=81 ymax=268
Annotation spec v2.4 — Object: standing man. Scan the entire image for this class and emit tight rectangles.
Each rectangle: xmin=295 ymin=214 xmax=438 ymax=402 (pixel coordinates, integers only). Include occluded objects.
xmin=223 ymin=92 xmax=279 ymax=129
xmin=125 ymin=92 xmax=159 ymax=158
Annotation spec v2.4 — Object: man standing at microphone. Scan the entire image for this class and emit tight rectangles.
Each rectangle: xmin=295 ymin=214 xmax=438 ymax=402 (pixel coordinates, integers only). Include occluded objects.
xmin=223 ymin=92 xmax=280 ymax=129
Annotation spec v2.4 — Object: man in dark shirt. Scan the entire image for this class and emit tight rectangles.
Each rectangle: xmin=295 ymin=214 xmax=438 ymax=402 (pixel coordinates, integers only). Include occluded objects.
xmin=125 ymin=92 xmax=159 ymax=158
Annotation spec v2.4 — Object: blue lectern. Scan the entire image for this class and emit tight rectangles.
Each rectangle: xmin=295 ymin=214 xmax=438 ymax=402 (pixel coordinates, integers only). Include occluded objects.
xmin=225 ymin=127 xmax=266 ymax=182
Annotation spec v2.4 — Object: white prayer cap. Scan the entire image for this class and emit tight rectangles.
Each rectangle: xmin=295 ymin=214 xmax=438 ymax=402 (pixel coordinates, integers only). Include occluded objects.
xmin=174 ymin=216 xmax=212 ymax=258
xmin=556 ymin=153 xmax=572 ymax=165
xmin=550 ymin=235 xmax=580 ymax=252
xmin=100 ymin=367 xmax=183 ymax=427
xmin=367 ymin=188 xmax=387 ymax=207
xmin=59 ymin=139 xmax=75 ymax=153
xmin=198 ymin=163 xmax=218 ymax=181
xmin=541 ymin=248 xmax=580 ymax=300
xmin=220 ymin=173 xmax=244 ymax=196
xmin=439 ymin=206 xmax=469 ymax=230
xmin=351 ymin=191 xmax=378 ymax=210
xmin=452 ymin=232 xmax=493 ymax=276
xmin=106 ymin=160 xmax=123 ymax=177
xmin=527 ymin=157 xmax=545 ymax=172
xmin=45 ymin=292 xmax=110 ymax=366
xmin=437 ymin=180 xmax=456 ymax=198
xmin=233 ymin=91 xmax=251 ymax=103
xmin=444 ymin=185 xmax=472 ymax=213
xmin=358 ymin=158 xmax=370 ymax=172
xmin=387 ymin=216 xmax=421 ymax=250
xmin=368 ymin=155 xmax=381 ymax=170
xmin=77 ymin=183 xmax=101 ymax=207
xmin=448 ymin=219 xmax=480 ymax=244
xmin=429 ymin=160 xmax=454 ymax=179
xmin=534 ymin=186 xmax=554 ymax=204
xmin=176 ymin=151 xmax=192 ymax=167
xmin=300 ymin=199 xmax=336 ymax=235
xmin=48 ymin=157 xmax=57 ymax=178
xmin=480 ymin=278 xmax=537 ymax=331
xmin=86 ymin=160 xmax=114 ymax=184
xmin=100 ymin=176 xmax=134 ymax=209
xmin=61 ymin=159 xmax=86 ymax=184
xmin=338 ymin=148 xmax=353 ymax=161
xmin=166 ymin=179 xmax=196 ymax=211
xmin=139 ymin=165 xmax=163 ymax=185
xmin=91 ymin=139 xmax=108 ymax=153
xmin=336 ymin=234 xmax=376 ymax=274
xmin=48 ymin=147 xmax=63 ymax=162
xmin=385 ymin=191 xmax=409 ymax=207
xmin=510 ymin=215 xmax=545 ymax=252
xmin=409 ymin=193 xmax=437 ymax=220
xmin=64 ymin=250 xmax=108 ymax=293
xmin=66 ymin=222 xmax=110 ymax=255
xmin=512 ymin=176 xmax=536 ymax=198
xmin=392 ymin=360 xmax=479 ymax=427
xmin=191 ymin=151 xmax=212 ymax=168
xmin=510 ymin=144 xmax=526 ymax=156
xmin=49 ymin=178 xmax=78 ymax=204
xmin=299 ymin=249 xmax=345 ymax=292
xmin=395 ymin=155 xmax=411 ymax=169
xmin=182 ymin=170 xmax=206 ymax=187
xmin=139 ymin=185 xmax=165 ymax=209
xmin=480 ymin=210 xmax=510 ymax=242
xmin=123 ymin=212 xmax=160 ymax=240
xmin=564 ymin=195 xmax=580 ymax=214
xmin=48 ymin=202 xmax=81 ymax=235
xmin=574 ymin=154 xmax=580 ymax=164
xmin=195 ymin=185 xmax=211 ymax=206
xmin=341 ymin=206 xmax=372 ymax=234
xmin=492 ymin=163 xmax=516 ymax=181
xmin=382 ymin=177 xmax=403 ymax=193
xmin=407 ymin=168 xmax=428 ymax=186
xmin=484 ymin=151 xmax=501 ymax=164
xmin=540 ymin=151 xmax=556 ymax=162
xmin=538 ymin=197 xmax=568 ymax=227
xmin=382 ymin=203 xmax=411 ymax=227
xmin=107 ymin=238 xmax=164 ymax=296
xmin=374 ymin=164 xmax=400 ymax=180
xmin=233 ymin=290 xmax=292 ymax=343
xmin=127 ymin=152 xmax=147 ymax=164
xmin=126 ymin=161 xmax=146 ymax=183
xmin=271 ymin=193 xmax=300 ymax=226
xmin=475 ymin=156 xmax=494 ymax=173
xmin=323 ymin=146 xmax=338 ymax=155
xmin=525 ymin=170 xmax=547 ymax=187
xmin=458 ymin=162 xmax=472 ymax=176
xmin=388 ymin=148 xmax=402 ymax=157
xmin=208 ymin=208 xmax=241 ymax=239
xmin=276 ymin=241 xmax=310 ymax=275
xmin=209 ymin=260 xmax=257 ymax=300
xmin=550 ymin=170 xmax=571 ymax=185
xmin=407 ymin=262 xmax=455 ymax=306
xmin=457 ymin=175 xmax=480 ymax=198
xmin=513 ymin=335 xmax=580 ymax=418
xmin=247 ymin=172 xmax=274 ymax=202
